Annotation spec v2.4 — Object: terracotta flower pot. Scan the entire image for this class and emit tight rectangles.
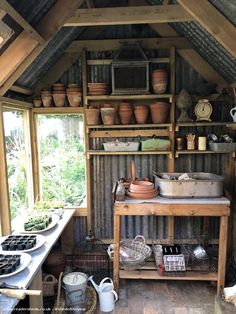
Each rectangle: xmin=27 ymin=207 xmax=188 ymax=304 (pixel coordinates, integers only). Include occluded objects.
xmin=33 ymin=98 xmax=42 ymax=108
xmin=53 ymin=92 xmax=66 ymax=107
xmin=41 ymin=95 xmax=52 ymax=107
xmin=67 ymin=92 xmax=81 ymax=107
xmin=119 ymin=109 xmax=133 ymax=124
xmin=134 ymin=108 xmax=149 ymax=124
xmin=101 ymin=108 xmax=116 ymax=125
xmin=152 ymin=69 xmax=168 ymax=94
xmin=85 ymin=108 xmax=100 ymax=125
xmin=150 ymin=102 xmax=170 ymax=123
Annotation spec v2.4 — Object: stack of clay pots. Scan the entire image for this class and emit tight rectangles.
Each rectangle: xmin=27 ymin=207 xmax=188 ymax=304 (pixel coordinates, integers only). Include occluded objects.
xmin=52 ymin=83 xmax=66 ymax=107
xmin=41 ymin=90 xmax=52 ymax=107
xmin=134 ymin=105 xmax=149 ymax=124
xmin=119 ymin=103 xmax=133 ymax=124
xmin=127 ymin=180 xmax=158 ymax=199
xmin=150 ymin=102 xmax=170 ymax=123
xmin=66 ymin=84 xmax=82 ymax=107
xmin=33 ymin=97 xmax=42 ymax=108
xmin=152 ymin=69 xmax=168 ymax=94
xmin=88 ymin=83 xmax=109 ymax=95
xmin=101 ymin=104 xmax=116 ymax=125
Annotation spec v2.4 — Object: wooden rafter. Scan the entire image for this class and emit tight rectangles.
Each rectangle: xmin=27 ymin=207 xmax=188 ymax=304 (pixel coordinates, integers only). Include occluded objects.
xmin=64 ymin=5 xmax=193 ymax=26
xmin=34 ymin=27 xmax=106 ymax=95
xmin=0 ymin=8 xmax=6 ymax=19
xmin=0 ymin=0 xmax=84 ymax=96
xmin=0 ymin=0 xmax=44 ymax=43
xmin=67 ymin=37 xmax=192 ymax=52
xmin=178 ymin=0 xmax=236 ymax=58
xmin=9 ymin=85 xmax=33 ymax=96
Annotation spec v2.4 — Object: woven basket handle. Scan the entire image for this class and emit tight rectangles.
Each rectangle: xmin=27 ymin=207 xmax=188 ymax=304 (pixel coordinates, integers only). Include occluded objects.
xmin=133 ymin=235 xmax=145 ymax=244
xmin=44 ymin=274 xmax=58 ymax=284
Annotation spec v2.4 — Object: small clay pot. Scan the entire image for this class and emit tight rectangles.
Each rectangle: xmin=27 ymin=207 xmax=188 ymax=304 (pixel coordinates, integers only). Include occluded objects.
xmin=41 ymin=95 xmax=52 ymax=107
xmin=101 ymin=108 xmax=116 ymax=125
xmin=85 ymin=108 xmax=100 ymax=125
xmin=150 ymin=102 xmax=170 ymax=123
xmin=45 ymin=251 xmax=66 ymax=279
xmin=118 ymin=109 xmax=133 ymax=124
xmin=33 ymin=98 xmax=42 ymax=108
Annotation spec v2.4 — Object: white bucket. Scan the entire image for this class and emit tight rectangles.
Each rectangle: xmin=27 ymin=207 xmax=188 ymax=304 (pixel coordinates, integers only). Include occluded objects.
xmin=63 ymin=272 xmax=88 ymax=306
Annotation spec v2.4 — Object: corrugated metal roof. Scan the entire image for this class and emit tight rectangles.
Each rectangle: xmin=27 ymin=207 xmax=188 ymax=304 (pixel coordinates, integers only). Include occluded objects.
xmin=12 ymin=0 xmax=236 ymax=89
xmin=8 ymin=0 xmax=56 ymax=27
xmin=16 ymin=27 xmax=84 ymax=88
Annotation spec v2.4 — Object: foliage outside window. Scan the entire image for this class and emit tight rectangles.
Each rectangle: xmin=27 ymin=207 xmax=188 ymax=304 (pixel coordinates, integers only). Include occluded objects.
xmin=3 ymin=109 xmax=33 ymax=226
xmin=37 ymin=114 xmax=86 ymax=207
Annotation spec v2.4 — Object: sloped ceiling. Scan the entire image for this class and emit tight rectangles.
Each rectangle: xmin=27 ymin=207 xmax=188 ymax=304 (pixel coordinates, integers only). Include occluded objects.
xmin=6 ymin=0 xmax=236 ymax=90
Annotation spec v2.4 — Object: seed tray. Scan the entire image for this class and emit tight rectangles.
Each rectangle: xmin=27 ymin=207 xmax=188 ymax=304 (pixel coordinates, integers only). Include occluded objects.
xmin=0 ymin=254 xmax=21 ymax=275
xmin=1 ymin=235 xmax=37 ymax=251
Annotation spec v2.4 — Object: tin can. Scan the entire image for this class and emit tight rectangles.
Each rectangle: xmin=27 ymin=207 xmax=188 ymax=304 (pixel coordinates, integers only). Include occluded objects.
xmin=198 ymin=137 xmax=206 ymax=150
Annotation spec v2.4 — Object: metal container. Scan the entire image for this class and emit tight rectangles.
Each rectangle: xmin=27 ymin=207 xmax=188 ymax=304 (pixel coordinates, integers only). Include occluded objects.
xmin=209 ymin=142 xmax=236 ymax=152
xmin=153 ymin=172 xmax=224 ymax=198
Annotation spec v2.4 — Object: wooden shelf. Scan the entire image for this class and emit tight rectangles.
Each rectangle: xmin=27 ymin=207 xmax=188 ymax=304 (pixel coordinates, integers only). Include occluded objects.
xmin=175 ymin=122 xmax=234 ymax=131
xmin=87 ymin=57 xmax=170 ymax=65
xmin=119 ymin=269 xmax=218 ymax=281
xmin=86 ymin=94 xmax=173 ymax=101
xmin=32 ymin=107 xmax=84 ymax=113
xmin=87 ymin=150 xmax=172 ymax=156
xmin=86 ymin=123 xmax=172 ymax=129
xmin=175 ymin=150 xmax=235 ymax=157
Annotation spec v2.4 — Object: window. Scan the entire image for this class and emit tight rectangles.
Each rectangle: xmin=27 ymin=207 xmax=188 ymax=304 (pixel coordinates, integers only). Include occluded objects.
xmin=3 ymin=108 xmax=33 ymax=228
xmin=36 ymin=114 xmax=86 ymax=206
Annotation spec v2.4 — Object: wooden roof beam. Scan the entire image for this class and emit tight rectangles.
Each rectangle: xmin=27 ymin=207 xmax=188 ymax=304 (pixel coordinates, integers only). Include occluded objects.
xmin=64 ymin=5 xmax=193 ymax=26
xmin=0 ymin=0 xmax=84 ymax=96
xmin=66 ymin=37 xmax=192 ymax=52
xmin=0 ymin=0 xmax=44 ymax=43
xmin=9 ymin=85 xmax=33 ymax=96
xmin=178 ymin=0 xmax=236 ymax=58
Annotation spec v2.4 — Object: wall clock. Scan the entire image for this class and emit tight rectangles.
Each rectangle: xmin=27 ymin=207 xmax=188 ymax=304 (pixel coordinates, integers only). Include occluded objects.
xmin=194 ymin=99 xmax=213 ymax=121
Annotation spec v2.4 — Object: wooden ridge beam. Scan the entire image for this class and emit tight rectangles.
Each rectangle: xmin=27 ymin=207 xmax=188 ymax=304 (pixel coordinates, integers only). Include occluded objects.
xmin=67 ymin=37 xmax=192 ymax=52
xmin=64 ymin=4 xmax=193 ymax=26
xmin=0 ymin=0 xmax=44 ymax=43
xmin=0 ymin=0 xmax=83 ymax=96
xmin=178 ymin=0 xmax=236 ymax=58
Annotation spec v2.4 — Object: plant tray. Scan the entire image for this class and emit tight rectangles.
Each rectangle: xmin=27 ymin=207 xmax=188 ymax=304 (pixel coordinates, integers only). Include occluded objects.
xmin=103 ymin=141 xmax=140 ymax=152
xmin=141 ymin=139 xmax=170 ymax=151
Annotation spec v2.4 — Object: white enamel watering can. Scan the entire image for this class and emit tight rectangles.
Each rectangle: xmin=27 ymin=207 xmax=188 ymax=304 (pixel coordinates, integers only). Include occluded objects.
xmin=88 ymin=276 xmax=118 ymax=312
xmin=230 ymin=106 xmax=236 ymax=122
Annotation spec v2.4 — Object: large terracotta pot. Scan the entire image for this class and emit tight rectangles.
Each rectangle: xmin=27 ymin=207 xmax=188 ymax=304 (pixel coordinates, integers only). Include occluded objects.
xmin=152 ymin=69 xmax=168 ymax=94
xmin=67 ymin=92 xmax=81 ymax=107
xmin=85 ymin=108 xmax=100 ymax=125
xmin=52 ymin=92 xmax=66 ymax=107
xmin=41 ymin=91 xmax=52 ymax=107
xmin=45 ymin=251 xmax=66 ymax=279
xmin=150 ymin=102 xmax=170 ymax=123
xmin=101 ymin=108 xmax=116 ymax=125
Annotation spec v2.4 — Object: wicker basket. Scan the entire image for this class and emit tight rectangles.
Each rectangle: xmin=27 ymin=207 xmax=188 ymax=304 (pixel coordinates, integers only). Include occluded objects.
xmin=43 ymin=274 xmax=58 ymax=297
xmin=108 ymin=235 xmax=152 ymax=271
xmin=52 ymin=273 xmax=97 ymax=314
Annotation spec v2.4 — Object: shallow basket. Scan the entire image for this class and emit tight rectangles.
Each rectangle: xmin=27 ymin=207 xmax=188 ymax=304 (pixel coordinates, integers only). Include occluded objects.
xmin=119 ymin=235 xmax=152 ymax=270
xmin=103 ymin=141 xmax=140 ymax=152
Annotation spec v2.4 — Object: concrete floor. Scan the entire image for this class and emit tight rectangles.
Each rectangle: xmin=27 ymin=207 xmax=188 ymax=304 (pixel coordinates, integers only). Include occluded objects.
xmin=95 ymin=280 xmax=216 ymax=314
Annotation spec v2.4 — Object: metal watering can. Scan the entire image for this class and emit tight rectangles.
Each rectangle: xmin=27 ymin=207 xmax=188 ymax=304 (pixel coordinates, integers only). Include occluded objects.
xmin=88 ymin=276 xmax=118 ymax=312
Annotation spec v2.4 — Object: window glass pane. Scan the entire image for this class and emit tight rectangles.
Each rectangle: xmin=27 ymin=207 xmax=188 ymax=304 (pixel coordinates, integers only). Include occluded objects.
xmin=3 ymin=110 xmax=33 ymax=226
xmin=37 ymin=114 xmax=86 ymax=206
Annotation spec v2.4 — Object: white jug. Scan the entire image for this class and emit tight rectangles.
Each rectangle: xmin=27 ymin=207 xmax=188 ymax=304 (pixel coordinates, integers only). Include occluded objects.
xmin=230 ymin=106 xmax=236 ymax=122
xmin=99 ymin=284 xmax=118 ymax=312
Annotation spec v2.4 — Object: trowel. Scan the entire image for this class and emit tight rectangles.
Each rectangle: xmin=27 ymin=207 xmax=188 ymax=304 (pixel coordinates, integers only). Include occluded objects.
xmin=0 ymin=288 xmax=41 ymax=300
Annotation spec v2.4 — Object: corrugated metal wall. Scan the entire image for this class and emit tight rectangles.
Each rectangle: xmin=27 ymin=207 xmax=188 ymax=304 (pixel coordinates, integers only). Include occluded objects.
xmin=61 ymin=37 xmax=230 ymax=246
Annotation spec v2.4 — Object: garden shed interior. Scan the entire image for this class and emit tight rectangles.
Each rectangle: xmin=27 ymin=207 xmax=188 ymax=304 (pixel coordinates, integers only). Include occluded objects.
xmin=0 ymin=0 xmax=236 ymax=313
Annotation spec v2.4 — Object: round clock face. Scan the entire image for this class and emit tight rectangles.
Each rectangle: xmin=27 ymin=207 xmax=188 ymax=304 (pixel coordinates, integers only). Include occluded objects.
xmin=194 ymin=99 xmax=212 ymax=119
